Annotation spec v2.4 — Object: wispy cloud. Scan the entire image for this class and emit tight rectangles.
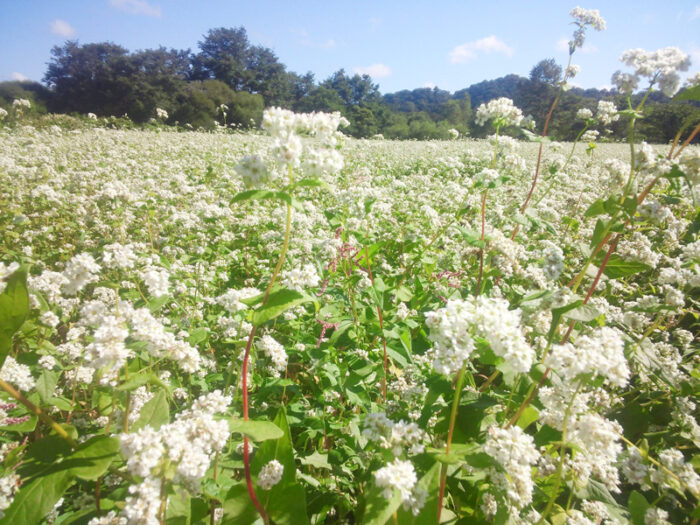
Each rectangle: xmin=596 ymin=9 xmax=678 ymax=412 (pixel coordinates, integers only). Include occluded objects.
xmin=691 ymin=6 xmax=700 ymax=20
xmin=450 ymin=35 xmax=513 ymax=64
xmin=369 ymin=17 xmax=382 ymax=31
xmin=556 ymin=37 xmax=569 ymax=53
xmin=109 ymin=0 xmax=162 ymax=17
xmin=50 ymin=19 xmax=76 ymax=38
xmin=424 ymin=82 xmax=436 ymax=89
xmin=11 ymin=72 xmax=30 ymax=82
xmin=292 ymin=28 xmax=336 ymax=49
xmin=354 ymin=63 xmax=391 ymax=78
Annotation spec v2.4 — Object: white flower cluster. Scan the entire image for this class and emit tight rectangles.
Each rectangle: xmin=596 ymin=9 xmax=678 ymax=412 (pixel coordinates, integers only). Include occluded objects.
xmin=102 ymin=243 xmax=137 ymax=269
xmin=0 ymin=108 xmax=7 ymax=120
xmin=483 ymin=425 xmax=539 ymax=511
xmin=581 ymin=129 xmax=599 ymax=143
xmin=426 ymin=297 xmax=534 ymax=376
xmin=139 ymin=265 xmax=170 ymax=298
xmin=568 ymin=413 xmax=624 ymax=492
xmin=0 ymin=474 xmax=20 ymax=519
xmin=615 ymin=47 xmax=691 ymax=96
xmin=12 ymin=98 xmax=31 ymax=109
xmin=374 ymin=458 xmax=426 ymax=516
xmin=596 ymin=100 xmax=619 ymax=126
xmin=362 ymin=412 xmax=427 ymax=456
xmin=155 ymin=108 xmax=168 ymax=120
xmin=539 ymin=241 xmax=565 ymax=280
xmin=215 ymin=287 xmax=260 ymax=313
xmin=62 ymin=252 xmax=101 ymax=296
xmin=545 ymin=326 xmax=629 ymax=387
xmin=234 ymin=155 xmax=271 ymax=189
xmin=569 ymin=7 xmax=606 ymax=52
xmin=650 ymin=448 xmax=700 ymax=497
xmin=258 ymin=459 xmax=284 ymax=490
xmin=257 ymin=334 xmax=288 ymax=377
xmin=281 ymin=264 xmax=320 ymax=291
xmin=475 ymin=98 xmax=524 ymax=128
xmin=576 ymin=108 xmax=593 ymax=120
xmin=119 ymin=391 xmax=231 ymax=523
xmin=0 ymin=356 xmax=35 ymax=391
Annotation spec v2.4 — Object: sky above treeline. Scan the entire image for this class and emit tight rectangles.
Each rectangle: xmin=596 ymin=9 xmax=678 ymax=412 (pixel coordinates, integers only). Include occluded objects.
xmin=1 ymin=0 xmax=699 ymax=94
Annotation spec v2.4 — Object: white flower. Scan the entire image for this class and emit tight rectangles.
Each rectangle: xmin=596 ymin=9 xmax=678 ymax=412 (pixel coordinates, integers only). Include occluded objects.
xmin=258 ymin=459 xmax=284 ymax=490
xmin=155 ymin=108 xmax=168 ymax=120
xmin=374 ymin=458 xmax=418 ymax=507
xmin=576 ymin=108 xmax=593 ymax=120
xmin=597 ymin=100 xmax=619 ymax=125
xmin=235 ymin=155 xmax=271 ymax=188
xmin=257 ymin=335 xmax=288 ymax=377
xmin=0 ymin=356 xmax=35 ymax=391
xmin=475 ymin=98 xmax=524 ymax=128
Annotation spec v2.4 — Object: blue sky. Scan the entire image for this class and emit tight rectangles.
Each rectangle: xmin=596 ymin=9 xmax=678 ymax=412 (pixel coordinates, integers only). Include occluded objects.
xmin=1 ymin=0 xmax=698 ymax=94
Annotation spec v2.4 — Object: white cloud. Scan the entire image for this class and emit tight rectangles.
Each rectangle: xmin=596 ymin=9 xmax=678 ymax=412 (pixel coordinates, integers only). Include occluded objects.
xmin=556 ymin=37 xmax=569 ymax=53
xmin=691 ymin=6 xmax=700 ymax=20
xmin=580 ymin=44 xmax=598 ymax=54
xmin=598 ymin=84 xmax=613 ymax=91
xmin=354 ymin=63 xmax=391 ymax=78
xmin=293 ymin=28 xmax=336 ymax=49
xmin=424 ymin=82 xmax=436 ymax=89
xmin=320 ymin=39 xmax=336 ymax=49
xmin=109 ymin=0 xmax=162 ymax=17
xmin=11 ymin=72 xmax=30 ymax=82
xmin=50 ymin=19 xmax=76 ymax=38
xmin=450 ymin=35 xmax=514 ymax=64
xmin=687 ymin=44 xmax=700 ymax=65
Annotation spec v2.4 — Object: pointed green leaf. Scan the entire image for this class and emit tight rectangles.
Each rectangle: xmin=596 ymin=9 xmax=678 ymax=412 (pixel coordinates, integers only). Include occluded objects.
xmin=132 ymin=389 xmax=169 ymax=431
xmin=251 ymin=289 xmax=317 ymax=326
xmin=0 ymin=265 xmax=29 ymax=368
xmin=227 ymin=417 xmax=283 ymax=442
xmin=0 ymin=470 xmax=72 ymax=525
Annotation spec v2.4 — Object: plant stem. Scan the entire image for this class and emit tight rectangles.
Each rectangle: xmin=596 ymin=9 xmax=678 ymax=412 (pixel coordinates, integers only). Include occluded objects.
xmin=475 ymin=190 xmax=488 ymax=296
xmin=240 ymin=164 xmax=294 ymax=525
xmin=0 ymin=377 xmax=78 ymax=448
xmin=437 ymin=363 xmax=467 ymax=521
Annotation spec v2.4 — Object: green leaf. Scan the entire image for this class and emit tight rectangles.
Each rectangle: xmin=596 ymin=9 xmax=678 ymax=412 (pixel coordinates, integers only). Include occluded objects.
xmin=36 ymin=370 xmax=58 ymax=403
xmin=600 ymin=254 xmax=651 ymax=279
xmin=563 ymin=303 xmax=601 ymax=322
xmin=361 ymin=483 xmax=402 ymax=525
xmin=516 ymin=405 xmax=539 ymax=430
xmin=221 ymin=483 xmax=258 ymax=525
xmin=0 ymin=265 xmax=29 ymax=368
xmin=227 ymin=417 xmax=284 ymax=442
xmin=116 ymin=372 xmax=155 ymax=392
xmin=584 ymin=198 xmax=606 ymax=217
xmin=0 ymin=470 xmax=72 ymax=525
xmin=231 ymin=190 xmax=302 ymax=210
xmin=674 ymin=84 xmax=700 ymax=102
xmin=292 ymin=178 xmax=330 ymax=191
xmin=251 ymin=288 xmax=318 ymax=326
xmin=64 ymin=435 xmax=120 ymax=481
xmin=132 ymin=389 xmax=169 ymax=431
xmin=628 ymin=491 xmax=649 ymax=525
xmin=398 ymin=462 xmax=441 ymax=525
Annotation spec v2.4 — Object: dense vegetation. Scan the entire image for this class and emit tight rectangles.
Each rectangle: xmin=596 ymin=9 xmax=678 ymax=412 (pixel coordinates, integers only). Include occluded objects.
xmin=1 ymin=25 xmax=698 ymax=142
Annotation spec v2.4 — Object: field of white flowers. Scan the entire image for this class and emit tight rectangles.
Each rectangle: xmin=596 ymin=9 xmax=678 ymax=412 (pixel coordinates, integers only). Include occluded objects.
xmin=1 ymin=8 xmax=700 ymax=525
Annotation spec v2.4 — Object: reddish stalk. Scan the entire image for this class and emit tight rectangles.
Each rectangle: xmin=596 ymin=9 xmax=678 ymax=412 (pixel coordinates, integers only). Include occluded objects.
xmin=475 ymin=190 xmax=488 ymax=296
xmin=365 ymin=250 xmax=388 ymax=402
xmin=511 ymin=86 xmax=563 ymax=241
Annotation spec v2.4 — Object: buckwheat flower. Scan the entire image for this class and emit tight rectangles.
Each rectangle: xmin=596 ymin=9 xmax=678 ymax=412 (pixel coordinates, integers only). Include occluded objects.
xmin=87 ymin=510 xmax=126 ymax=525
xmin=155 ymin=108 xmax=168 ymax=120
xmin=38 ymin=355 xmax=57 ymax=369
xmin=40 ymin=310 xmax=60 ymax=328
xmin=271 ymin=134 xmax=303 ymax=167
xmin=62 ymin=252 xmax=101 ymax=296
xmin=235 ymin=154 xmax=271 ymax=189
xmin=12 ymin=98 xmax=31 ymax=109
xmin=87 ymin=112 xmax=98 ymax=121
xmin=0 ymin=108 xmax=7 ymax=120
xmin=0 ymin=262 xmax=19 ymax=295
xmin=0 ymin=356 xmax=35 ymax=391
xmin=581 ymin=129 xmax=599 ymax=142
xmin=475 ymin=97 xmax=524 ymax=128
xmin=619 ymin=47 xmax=691 ymax=96
xmin=569 ymin=7 xmax=606 ymax=52
xmin=483 ymin=425 xmax=539 ymax=510
xmin=140 ymin=266 xmax=169 ymax=298
xmin=281 ymin=264 xmax=320 ymax=291
xmin=425 ymin=298 xmax=477 ymax=375
xmin=257 ymin=334 xmax=288 ymax=377
xmin=0 ymin=473 xmax=19 ymax=519
xmin=576 ymin=108 xmax=593 ymax=120
xmin=566 ymin=64 xmax=581 ymax=78
xmin=596 ymin=100 xmax=619 ymax=126
xmin=216 ymin=287 xmax=260 ymax=313
xmin=102 ymin=243 xmax=137 ymax=269
xmin=374 ymin=458 xmax=418 ymax=507
xmin=258 ymin=459 xmax=284 ymax=490
xmin=123 ymin=477 xmax=162 ymax=525
xmin=644 ymin=507 xmax=671 ymax=525
xmin=611 ymin=71 xmax=639 ymax=93
xmin=477 ymin=168 xmax=500 ymax=186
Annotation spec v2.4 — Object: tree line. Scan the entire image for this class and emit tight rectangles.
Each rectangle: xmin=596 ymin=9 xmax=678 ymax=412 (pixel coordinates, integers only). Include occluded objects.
xmin=1 ymin=26 xmax=698 ymax=142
